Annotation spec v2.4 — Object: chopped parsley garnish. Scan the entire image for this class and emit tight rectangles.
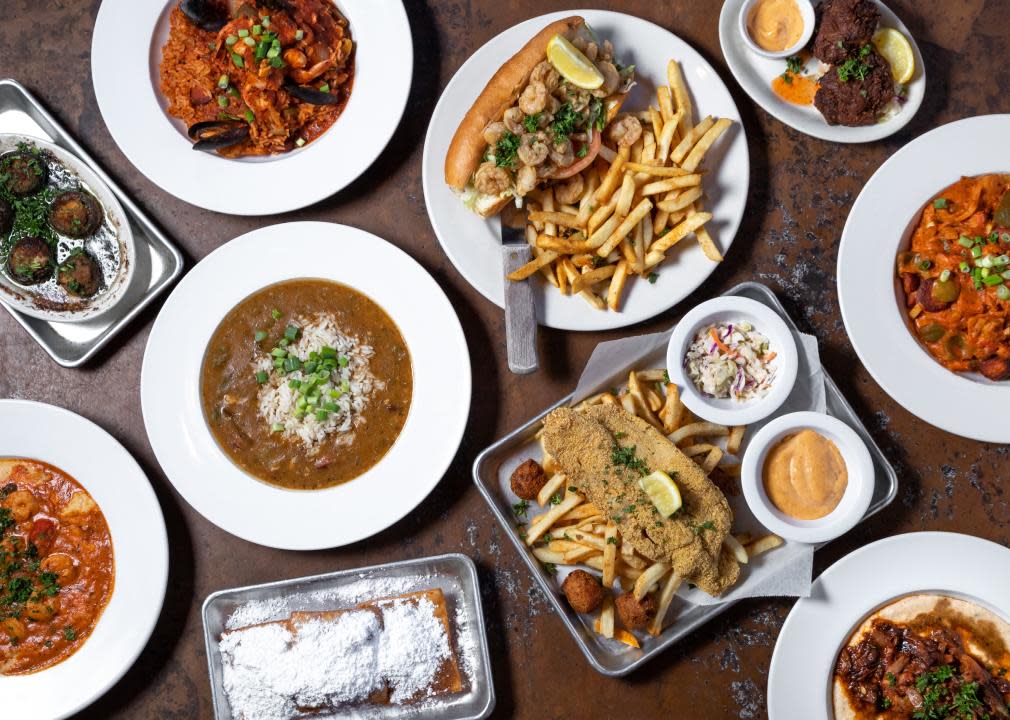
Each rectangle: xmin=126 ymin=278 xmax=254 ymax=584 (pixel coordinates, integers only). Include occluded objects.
xmin=543 ymin=563 xmax=557 ymax=575
xmin=512 ymin=500 xmax=529 ymax=518
xmin=549 ymin=493 xmax=563 ymax=506
xmin=63 ymin=626 xmax=76 ymax=641
xmin=522 ymin=113 xmax=541 ymax=133
xmin=690 ymin=520 xmax=716 ymax=535
xmin=551 ymin=103 xmax=582 ymax=143
xmin=836 ymin=45 xmax=873 ymax=83
xmin=494 ymin=131 xmax=521 ymax=169
xmin=647 ymin=272 xmax=659 ymax=284
xmin=662 ymin=370 xmax=671 ymax=384
xmin=606 ymin=536 xmax=618 ymax=545
xmin=576 ymin=145 xmax=588 ymax=158
xmin=610 ymin=444 xmax=650 ymax=476
xmin=785 ymin=55 xmax=804 ymax=75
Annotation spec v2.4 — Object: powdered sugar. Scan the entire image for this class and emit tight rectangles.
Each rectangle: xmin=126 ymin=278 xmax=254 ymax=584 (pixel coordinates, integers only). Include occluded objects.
xmin=376 ymin=598 xmax=451 ymax=703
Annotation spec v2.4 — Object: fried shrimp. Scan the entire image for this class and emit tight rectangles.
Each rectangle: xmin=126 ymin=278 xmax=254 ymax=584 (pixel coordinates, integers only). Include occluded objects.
xmin=608 ymin=115 xmax=643 ymax=148
xmin=504 ymin=107 xmax=525 ymax=135
xmin=483 ymin=121 xmax=507 ymax=146
xmin=474 ymin=162 xmax=511 ymax=196
xmin=519 ymin=81 xmax=549 ymax=115
xmin=517 ymin=133 xmax=549 ymax=166
xmin=554 ymin=173 xmax=584 ymax=204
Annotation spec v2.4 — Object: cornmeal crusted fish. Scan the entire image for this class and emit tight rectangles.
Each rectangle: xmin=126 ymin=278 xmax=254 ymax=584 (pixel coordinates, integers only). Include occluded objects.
xmin=542 ymin=405 xmax=739 ymax=596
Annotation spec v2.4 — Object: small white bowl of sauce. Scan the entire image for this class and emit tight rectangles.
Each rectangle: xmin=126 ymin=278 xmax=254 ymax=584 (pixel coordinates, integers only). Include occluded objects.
xmin=741 ymin=411 xmax=874 ymax=544
xmin=739 ymin=0 xmax=816 ymax=59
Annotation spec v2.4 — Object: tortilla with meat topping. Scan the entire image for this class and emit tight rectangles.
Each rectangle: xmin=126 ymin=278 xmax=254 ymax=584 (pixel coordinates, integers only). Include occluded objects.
xmin=542 ymin=404 xmax=738 ymax=596
xmin=834 ymin=594 xmax=1010 ymax=719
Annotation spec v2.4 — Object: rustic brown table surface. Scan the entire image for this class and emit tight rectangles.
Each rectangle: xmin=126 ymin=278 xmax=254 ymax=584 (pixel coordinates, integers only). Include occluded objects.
xmin=1 ymin=0 xmax=1008 ymax=718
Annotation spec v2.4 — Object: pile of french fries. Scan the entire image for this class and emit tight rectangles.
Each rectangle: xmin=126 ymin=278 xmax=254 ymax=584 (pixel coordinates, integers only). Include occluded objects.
xmin=506 ymin=58 xmax=732 ymax=312
xmin=517 ymin=368 xmax=783 ymax=646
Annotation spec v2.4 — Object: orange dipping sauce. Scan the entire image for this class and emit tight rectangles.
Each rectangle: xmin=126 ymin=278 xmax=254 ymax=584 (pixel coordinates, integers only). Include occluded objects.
xmin=772 ymin=73 xmax=818 ymax=105
xmin=747 ymin=0 xmax=805 ymax=53
xmin=763 ymin=429 xmax=848 ymax=520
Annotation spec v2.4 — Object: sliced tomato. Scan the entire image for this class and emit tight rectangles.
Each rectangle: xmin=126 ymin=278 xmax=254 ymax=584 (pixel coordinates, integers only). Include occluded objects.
xmin=552 ymin=131 xmax=602 ymax=180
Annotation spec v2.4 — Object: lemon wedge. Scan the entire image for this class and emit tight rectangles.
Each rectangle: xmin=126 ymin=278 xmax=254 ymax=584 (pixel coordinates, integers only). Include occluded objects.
xmin=872 ymin=28 xmax=914 ymax=84
xmin=639 ymin=471 xmax=683 ymax=518
xmin=546 ymin=35 xmax=604 ymax=90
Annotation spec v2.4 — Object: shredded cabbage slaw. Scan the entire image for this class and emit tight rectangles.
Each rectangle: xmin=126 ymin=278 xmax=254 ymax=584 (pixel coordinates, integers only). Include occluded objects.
xmin=684 ymin=321 xmax=777 ymax=401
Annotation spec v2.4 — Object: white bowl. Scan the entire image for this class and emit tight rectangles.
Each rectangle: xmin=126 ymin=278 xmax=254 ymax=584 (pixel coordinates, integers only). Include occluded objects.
xmin=741 ymin=411 xmax=874 ymax=544
xmin=738 ymin=0 xmax=816 ymax=59
xmin=666 ymin=296 xmax=798 ymax=425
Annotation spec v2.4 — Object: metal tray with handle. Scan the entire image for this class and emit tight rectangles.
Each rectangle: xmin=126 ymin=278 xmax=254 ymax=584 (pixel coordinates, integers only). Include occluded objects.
xmin=472 ymin=281 xmax=899 ymax=676
xmin=0 ymin=79 xmax=183 ymax=367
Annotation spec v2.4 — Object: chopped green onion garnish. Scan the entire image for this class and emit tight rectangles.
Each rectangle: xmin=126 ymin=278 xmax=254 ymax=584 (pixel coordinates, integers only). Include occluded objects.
xmin=231 ymin=52 xmax=244 ymax=68
xmin=278 ymin=337 xmax=289 ymax=348
xmin=997 ymin=285 xmax=1010 ymax=301
xmin=295 ymin=138 xmax=306 ymax=147
xmin=320 ymin=346 xmax=336 ymax=358
xmin=324 ymin=402 xmax=338 ymax=413
xmin=918 ymin=259 xmax=932 ymax=271
xmin=243 ymin=36 xmax=256 ymax=46
xmin=271 ymin=423 xmax=284 ymax=433
xmin=226 ymin=35 xmax=238 ymax=46
xmin=338 ymin=356 xmax=349 ymax=368
xmin=255 ymin=371 xmax=268 ymax=384
xmin=218 ymin=74 xmax=229 ymax=89
xmin=984 ymin=274 xmax=1003 ymax=286
xmin=217 ymin=95 xmax=229 ymax=107
xmin=245 ymin=109 xmax=255 ymax=123
xmin=271 ymin=308 xmax=282 ymax=319
xmin=319 ymin=83 xmax=330 ymax=93
xmin=271 ymin=347 xmax=287 ymax=358
xmin=1003 ymin=270 xmax=1010 ymax=280
xmin=238 ymin=28 xmax=249 ymax=37
xmin=933 ymin=198 xmax=947 ymax=209
xmin=254 ymin=330 xmax=267 ymax=342
xmin=273 ymin=358 xmax=284 ymax=368
xmin=284 ymin=324 xmax=300 ymax=341
xmin=939 ymin=269 xmax=951 ymax=282
xmin=972 ymin=246 xmax=983 ymax=258
xmin=304 ymin=361 xmax=317 ymax=374
xmin=315 ymin=410 xmax=329 ymax=421
xmin=959 ymin=261 xmax=971 ymax=273
xmin=958 ymin=236 xmax=974 ymax=248
xmin=295 ymin=29 xmax=304 ymax=40
xmin=252 ymin=24 xmax=262 ymax=35
xmin=262 ymin=16 xmax=271 ymax=26
xmin=981 ymin=267 xmax=991 ymax=278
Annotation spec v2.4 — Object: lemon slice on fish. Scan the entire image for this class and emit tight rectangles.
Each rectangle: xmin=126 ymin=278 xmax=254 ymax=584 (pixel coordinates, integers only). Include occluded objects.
xmin=872 ymin=28 xmax=914 ymax=84
xmin=546 ymin=35 xmax=604 ymax=90
xmin=639 ymin=471 xmax=682 ymax=518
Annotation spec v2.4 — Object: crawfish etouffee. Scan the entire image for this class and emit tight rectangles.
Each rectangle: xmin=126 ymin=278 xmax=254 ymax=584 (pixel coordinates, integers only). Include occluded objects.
xmin=0 ymin=458 xmax=114 ymax=675
xmin=896 ymin=174 xmax=1010 ymax=381
xmin=160 ymin=0 xmax=355 ymax=157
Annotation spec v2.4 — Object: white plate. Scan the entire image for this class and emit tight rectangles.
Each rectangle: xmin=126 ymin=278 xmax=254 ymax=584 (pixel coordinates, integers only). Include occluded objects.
xmin=768 ymin=532 xmax=1010 ymax=718
xmin=141 ymin=222 xmax=471 ymax=550
xmin=91 ymin=0 xmax=412 ymax=216
xmin=719 ymin=0 xmax=925 ymax=143
xmin=0 ymin=135 xmax=135 ymax=322
xmin=838 ymin=114 xmax=1010 ymax=443
xmin=421 ymin=10 xmax=749 ymax=331
xmin=666 ymin=296 xmax=798 ymax=425
xmin=0 ymin=400 xmax=168 ymax=719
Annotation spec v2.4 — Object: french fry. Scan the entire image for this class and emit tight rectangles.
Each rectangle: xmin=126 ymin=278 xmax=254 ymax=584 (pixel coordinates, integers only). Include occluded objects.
xmin=575 ymin=171 xmax=600 ymax=227
xmin=645 ymin=212 xmax=711 ymax=259
xmin=607 ymin=259 xmax=629 ymax=311
xmin=558 ymin=503 xmax=601 ymax=524
xmin=635 ymin=369 xmax=668 ymax=382
xmin=507 ymin=250 xmax=558 ymax=281
xmin=696 ymin=225 xmax=724 ymax=262
xmin=564 ymin=546 xmax=600 ymax=563
xmin=615 ymin=173 xmax=636 ymax=217
xmin=624 ymin=162 xmax=693 ymax=177
xmin=671 ymin=116 xmax=714 ymax=165
xmin=746 ymin=534 xmax=785 ymax=558
xmin=660 ymin=384 xmax=684 ymax=435
xmin=726 ymin=426 xmax=746 ymax=455
xmin=587 ymin=213 xmax=621 ymax=249
xmin=682 ymin=443 xmax=717 ymax=457
xmin=532 ymin=548 xmax=566 ymax=565
xmin=536 ymin=473 xmax=567 ymax=507
xmin=594 ymin=149 xmax=628 ymax=203
xmin=657 ymin=86 xmax=674 ymax=123
xmin=565 ymin=528 xmax=608 ymax=551
xmin=734 ymin=532 xmax=753 ymax=546
xmin=656 ymin=186 xmax=704 ymax=213
xmin=571 ymin=264 xmax=617 ymax=294
xmin=667 ymin=59 xmax=692 ymax=135
xmin=646 ymin=387 xmax=663 ymax=412
xmin=526 ymin=491 xmax=585 ymax=545
xmin=535 ymin=233 xmax=593 ymax=254
xmin=634 ymin=562 xmax=670 ymax=600
xmin=648 ymin=105 xmax=663 ymax=138
xmin=627 ymin=371 xmax=661 ymax=428
xmin=598 ymin=198 xmax=653 ymax=257
xmin=603 ymin=523 xmax=618 ymax=588
xmin=723 ymin=534 xmax=749 ymax=564
xmin=648 ymin=569 xmax=683 ymax=636
xmin=657 ymin=116 xmax=679 ymax=164
xmin=598 ymin=596 xmax=615 ymax=639
xmin=528 ymin=210 xmax=584 ymax=229
xmin=641 ymin=174 xmax=702 ymax=196
xmin=702 ymin=446 xmax=723 ymax=473
xmin=621 ymin=541 xmax=647 ymax=570
xmin=669 ymin=421 xmax=730 ymax=445
xmin=682 ymin=118 xmax=731 ymax=173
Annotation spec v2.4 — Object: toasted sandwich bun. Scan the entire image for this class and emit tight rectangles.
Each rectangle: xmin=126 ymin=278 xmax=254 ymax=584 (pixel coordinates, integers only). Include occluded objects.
xmin=832 ymin=594 xmax=1010 ymax=719
xmin=444 ymin=16 xmax=584 ymax=217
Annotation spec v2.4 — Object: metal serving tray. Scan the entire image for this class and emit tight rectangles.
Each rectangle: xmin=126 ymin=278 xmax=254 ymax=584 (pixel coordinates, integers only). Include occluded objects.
xmin=0 ymin=79 xmax=184 ymax=367
xmin=473 ymin=281 xmax=899 ymax=676
xmin=202 ymin=553 xmax=495 ymax=720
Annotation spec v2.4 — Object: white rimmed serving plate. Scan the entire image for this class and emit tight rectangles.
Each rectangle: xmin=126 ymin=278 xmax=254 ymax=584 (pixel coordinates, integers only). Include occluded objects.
xmin=666 ymin=295 xmax=798 ymax=425
xmin=141 ymin=222 xmax=471 ymax=550
xmin=768 ymin=532 xmax=1010 ymax=718
xmin=719 ymin=0 xmax=925 ymax=143
xmin=837 ymin=114 xmax=1010 ymax=442
xmin=0 ymin=400 xmax=168 ymax=719
xmin=422 ymin=10 xmax=749 ymax=331
xmin=741 ymin=411 xmax=873 ymax=543
xmin=91 ymin=0 xmax=412 ymax=215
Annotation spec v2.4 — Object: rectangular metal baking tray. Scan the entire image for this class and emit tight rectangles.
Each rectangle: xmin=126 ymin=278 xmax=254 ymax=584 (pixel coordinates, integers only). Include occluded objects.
xmin=202 ymin=553 xmax=495 ymax=720
xmin=0 ymin=79 xmax=184 ymax=367
xmin=473 ymin=280 xmax=899 ymax=676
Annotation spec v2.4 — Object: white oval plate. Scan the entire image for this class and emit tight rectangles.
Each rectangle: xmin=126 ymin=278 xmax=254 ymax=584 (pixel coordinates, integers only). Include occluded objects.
xmin=719 ymin=0 xmax=925 ymax=143
xmin=141 ymin=222 xmax=471 ymax=549
xmin=422 ymin=10 xmax=749 ymax=331
xmin=837 ymin=114 xmax=1010 ymax=442
xmin=92 ymin=0 xmax=412 ymax=216
xmin=768 ymin=532 xmax=1010 ymax=718
xmin=0 ymin=400 xmax=168 ymax=720
xmin=0 ymin=135 xmax=135 ymax=322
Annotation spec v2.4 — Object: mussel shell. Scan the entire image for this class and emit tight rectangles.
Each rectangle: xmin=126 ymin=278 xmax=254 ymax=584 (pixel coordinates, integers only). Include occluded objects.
xmin=187 ymin=120 xmax=250 ymax=153
xmin=179 ymin=0 xmax=230 ymax=32
xmin=284 ymin=83 xmax=342 ymax=106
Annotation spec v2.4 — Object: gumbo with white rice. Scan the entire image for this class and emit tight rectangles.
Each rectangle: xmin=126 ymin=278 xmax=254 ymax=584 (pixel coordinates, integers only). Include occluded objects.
xmin=201 ymin=279 xmax=412 ymax=490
